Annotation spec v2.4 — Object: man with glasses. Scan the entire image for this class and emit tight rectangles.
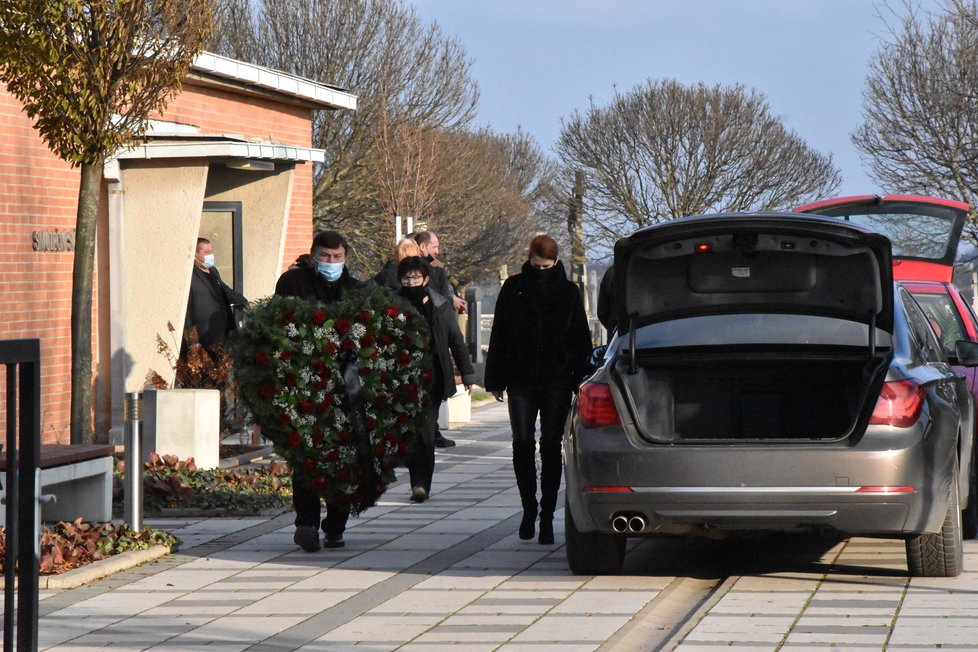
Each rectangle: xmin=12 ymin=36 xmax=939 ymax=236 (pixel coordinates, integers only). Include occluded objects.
xmin=396 ymin=256 xmax=475 ymax=502
xmin=275 ymin=230 xmax=364 ymax=552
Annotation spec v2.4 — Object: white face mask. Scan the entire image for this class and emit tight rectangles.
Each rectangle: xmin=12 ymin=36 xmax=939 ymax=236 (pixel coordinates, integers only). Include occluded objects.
xmin=317 ymin=261 xmax=343 ymax=281
xmin=202 ymin=254 xmax=216 ymax=269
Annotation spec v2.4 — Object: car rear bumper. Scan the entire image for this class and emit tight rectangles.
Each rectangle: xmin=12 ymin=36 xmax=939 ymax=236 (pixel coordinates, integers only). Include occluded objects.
xmin=564 ymin=423 xmax=956 ymax=538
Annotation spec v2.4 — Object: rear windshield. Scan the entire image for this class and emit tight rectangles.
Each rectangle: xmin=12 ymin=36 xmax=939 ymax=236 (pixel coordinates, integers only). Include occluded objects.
xmin=910 ymin=292 xmax=966 ymax=356
xmin=625 ymin=314 xmax=893 ymax=349
xmin=821 ymin=204 xmax=959 ymax=261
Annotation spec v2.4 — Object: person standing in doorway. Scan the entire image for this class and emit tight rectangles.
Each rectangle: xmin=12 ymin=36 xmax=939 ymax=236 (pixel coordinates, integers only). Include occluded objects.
xmin=184 ymin=237 xmax=248 ymax=361
xmin=484 ymin=234 xmax=592 ymax=544
xmin=275 ymin=230 xmax=364 ymax=552
xmin=396 ymin=255 xmax=475 ymax=502
xmin=413 ymin=230 xmax=466 ymax=448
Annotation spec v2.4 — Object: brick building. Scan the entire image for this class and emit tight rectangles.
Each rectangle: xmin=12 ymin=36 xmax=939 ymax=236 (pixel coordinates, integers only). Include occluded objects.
xmin=0 ymin=52 xmax=356 ymax=443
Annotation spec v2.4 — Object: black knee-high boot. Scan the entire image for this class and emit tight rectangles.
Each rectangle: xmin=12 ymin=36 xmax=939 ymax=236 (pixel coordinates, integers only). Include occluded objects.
xmin=538 ymin=440 xmax=562 ymax=544
xmin=513 ymin=440 xmax=538 ymax=539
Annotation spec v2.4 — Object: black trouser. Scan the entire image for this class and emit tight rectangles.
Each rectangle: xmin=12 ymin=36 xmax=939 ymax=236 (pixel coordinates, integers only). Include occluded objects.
xmin=292 ymin=471 xmax=350 ymax=537
xmin=408 ymin=396 xmax=443 ymax=494
xmin=507 ymin=386 xmax=573 ymax=518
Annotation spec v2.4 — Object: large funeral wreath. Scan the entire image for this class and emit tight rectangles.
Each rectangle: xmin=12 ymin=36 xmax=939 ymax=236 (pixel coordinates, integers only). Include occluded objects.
xmin=230 ymin=284 xmax=431 ymax=514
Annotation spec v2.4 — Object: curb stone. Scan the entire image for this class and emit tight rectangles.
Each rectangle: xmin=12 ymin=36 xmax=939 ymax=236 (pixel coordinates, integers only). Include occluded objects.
xmin=0 ymin=544 xmax=172 ymax=590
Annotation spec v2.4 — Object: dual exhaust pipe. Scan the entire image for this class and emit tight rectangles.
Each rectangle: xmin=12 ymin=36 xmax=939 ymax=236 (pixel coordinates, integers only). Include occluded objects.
xmin=611 ymin=513 xmax=646 ymax=534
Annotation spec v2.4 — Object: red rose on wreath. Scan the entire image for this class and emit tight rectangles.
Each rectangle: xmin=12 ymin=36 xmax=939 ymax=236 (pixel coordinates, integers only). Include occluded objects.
xmin=255 ymin=351 xmax=269 ymax=364
xmin=298 ymin=400 xmax=314 ymax=414
xmin=312 ymin=309 xmax=327 ymax=325
xmin=341 ymin=339 xmax=356 ymax=352
xmin=288 ymin=431 xmax=302 ymax=447
xmin=357 ymin=310 xmax=372 ymax=322
xmin=385 ymin=306 xmax=399 ymax=318
xmin=279 ymin=351 xmax=292 ymax=361
xmin=335 ymin=318 xmax=351 ymax=335
xmin=260 ymin=384 xmax=276 ymax=398
xmin=284 ymin=374 xmax=297 ymax=387
xmin=313 ymin=477 xmax=326 ymax=490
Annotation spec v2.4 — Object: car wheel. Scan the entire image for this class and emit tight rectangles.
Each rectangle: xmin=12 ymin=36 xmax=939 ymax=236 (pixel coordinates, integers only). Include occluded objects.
xmin=906 ymin=465 xmax=963 ymax=577
xmin=564 ymin=498 xmax=626 ymax=575
xmin=962 ymin=438 xmax=978 ymax=540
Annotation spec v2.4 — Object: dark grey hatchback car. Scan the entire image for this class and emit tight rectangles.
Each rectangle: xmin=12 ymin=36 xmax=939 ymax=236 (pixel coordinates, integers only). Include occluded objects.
xmin=564 ymin=213 xmax=978 ymax=577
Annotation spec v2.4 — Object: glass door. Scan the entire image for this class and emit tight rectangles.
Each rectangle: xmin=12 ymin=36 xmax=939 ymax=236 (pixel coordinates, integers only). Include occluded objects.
xmin=199 ymin=201 xmax=243 ymax=293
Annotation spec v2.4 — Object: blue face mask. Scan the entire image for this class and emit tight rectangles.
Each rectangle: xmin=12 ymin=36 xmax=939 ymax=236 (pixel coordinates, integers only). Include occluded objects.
xmin=202 ymin=254 xmax=215 ymax=269
xmin=317 ymin=261 xmax=344 ymax=282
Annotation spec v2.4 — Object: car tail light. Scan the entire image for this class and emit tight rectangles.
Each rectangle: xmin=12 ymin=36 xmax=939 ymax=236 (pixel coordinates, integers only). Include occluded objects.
xmin=578 ymin=381 xmax=622 ymax=428
xmin=869 ymin=379 xmax=924 ymax=427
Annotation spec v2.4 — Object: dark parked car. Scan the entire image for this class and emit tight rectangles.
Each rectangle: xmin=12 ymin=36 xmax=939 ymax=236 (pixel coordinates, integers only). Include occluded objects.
xmin=564 ymin=213 xmax=978 ymax=577
xmin=796 ymin=195 xmax=978 ymax=539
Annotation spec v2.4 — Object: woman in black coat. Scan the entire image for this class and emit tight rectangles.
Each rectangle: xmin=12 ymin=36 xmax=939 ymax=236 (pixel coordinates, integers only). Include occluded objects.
xmin=483 ymin=235 xmax=592 ymax=544
xmin=397 ymin=256 xmax=475 ymax=502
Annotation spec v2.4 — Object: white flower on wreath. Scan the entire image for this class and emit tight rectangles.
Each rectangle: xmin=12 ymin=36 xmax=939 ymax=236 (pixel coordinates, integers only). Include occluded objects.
xmin=351 ymin=323 xmax=366 ymax=339
xmin=285 ymin=323 xmax=299 ymax=338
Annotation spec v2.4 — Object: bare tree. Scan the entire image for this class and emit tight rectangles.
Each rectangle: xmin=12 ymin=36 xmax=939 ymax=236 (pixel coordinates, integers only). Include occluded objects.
xmin=411 ymin=127 xmax=557 ymax=287
xmin=853 ymin=0 xmax=978 ymax=226
xmin=209 ymin=0 xmax=479 ymax=254
xmin=556 ymin=79 xmax=842 ymax=251
xmin=0 ymin=0 xmax=212 ymax=443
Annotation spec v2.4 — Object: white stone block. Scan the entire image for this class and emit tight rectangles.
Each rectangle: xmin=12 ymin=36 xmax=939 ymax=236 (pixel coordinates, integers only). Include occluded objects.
xmin=438 ymin=385 xmax=471 ymax=431
xmin=143 ymin=389 xmax=221 ymax=469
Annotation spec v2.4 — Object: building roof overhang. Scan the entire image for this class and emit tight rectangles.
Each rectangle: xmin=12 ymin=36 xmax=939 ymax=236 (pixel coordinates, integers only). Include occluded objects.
xmin=189 ymin=52 xmax=357 ymax=111
xmin=114 ymin=138 xmax=326 ymax=164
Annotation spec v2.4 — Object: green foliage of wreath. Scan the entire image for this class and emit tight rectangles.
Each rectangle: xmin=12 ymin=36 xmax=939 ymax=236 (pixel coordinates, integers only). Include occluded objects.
xmin=230 ymin=284 xmax=431 ymax=515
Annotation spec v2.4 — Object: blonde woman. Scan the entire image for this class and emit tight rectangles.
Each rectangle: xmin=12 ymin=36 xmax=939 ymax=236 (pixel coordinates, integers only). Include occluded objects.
xmin=374 ymin=238 xmax=421 ymax=291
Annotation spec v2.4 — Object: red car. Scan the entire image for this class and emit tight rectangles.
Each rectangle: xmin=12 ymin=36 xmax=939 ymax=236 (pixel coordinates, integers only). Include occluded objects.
xmin=796 ymin=194 xmax=978 ymax=538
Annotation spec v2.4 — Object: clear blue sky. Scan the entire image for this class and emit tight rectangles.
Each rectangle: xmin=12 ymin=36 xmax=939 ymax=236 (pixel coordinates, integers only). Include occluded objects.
xmin=412 ymin=0 xmax=939 ymax=198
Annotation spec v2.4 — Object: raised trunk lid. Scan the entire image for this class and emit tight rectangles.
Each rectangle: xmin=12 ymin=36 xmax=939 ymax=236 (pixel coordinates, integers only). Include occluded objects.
xmin=794 ymin=195 xmax=970 ymax=283
xmin=614 ymin=213 xmax=894 ymax=334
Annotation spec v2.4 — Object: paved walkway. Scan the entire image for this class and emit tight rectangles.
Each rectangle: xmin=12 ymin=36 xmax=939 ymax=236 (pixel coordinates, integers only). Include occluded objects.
xmin=19 ymin=402 xmax=978 ymax=650
xmin=32 ymin=403 xmax=667 ymax=651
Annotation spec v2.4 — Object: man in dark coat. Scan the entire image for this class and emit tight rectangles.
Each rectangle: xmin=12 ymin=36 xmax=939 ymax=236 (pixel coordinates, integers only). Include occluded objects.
xmin=184 ymin=237 xmax=248 ymax=361
xmin=275 ymin=230 xmax=364 ymax=552
xmin=396 ymin=256 xmax=475 ymax=503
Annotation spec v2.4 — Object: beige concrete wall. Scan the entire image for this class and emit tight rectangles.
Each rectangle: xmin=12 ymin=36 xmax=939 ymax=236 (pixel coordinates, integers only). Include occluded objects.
xmin=204 ymin=165 xmax=294 ymax=302
xmin=118 ymin=161 xmax=209 ymax=391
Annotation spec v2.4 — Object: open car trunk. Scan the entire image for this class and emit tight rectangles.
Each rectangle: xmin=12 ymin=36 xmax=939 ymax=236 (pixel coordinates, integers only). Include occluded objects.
xmin=611 ymin=349 xmax=889 ymax=442
xmin=609 ymin=214 xmax=896 ymax=442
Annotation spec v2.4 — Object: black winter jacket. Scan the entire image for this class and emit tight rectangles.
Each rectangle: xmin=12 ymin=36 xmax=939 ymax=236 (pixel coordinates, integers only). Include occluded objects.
xmin=419 ymin=290 xmax=476 ymax=401
xmin=483 ymin=260 xmax=592 ymax=393
xmin=275 ymin=266 xmax=364 ymax=302
xmin=185 ymin=265 xmax=248 ymax=349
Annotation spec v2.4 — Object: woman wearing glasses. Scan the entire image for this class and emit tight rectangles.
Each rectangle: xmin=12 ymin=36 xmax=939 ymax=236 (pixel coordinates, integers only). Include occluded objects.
xmin=396 ymin=256 xmax=475 ymax=502
xmin=483 ymin=235 xmax=592 ymax=544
